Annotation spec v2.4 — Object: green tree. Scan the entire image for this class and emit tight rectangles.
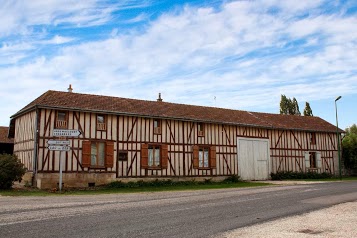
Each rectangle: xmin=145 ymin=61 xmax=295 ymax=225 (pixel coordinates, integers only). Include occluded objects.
xmin=342 ymin=124 xmax=357 ymax=170
xmin=292 ymin=97 xmax=301 ymax=115
xmin=280 ymin=95 xmax=300 ymax=115
xmin=303 ymin=102 xmax=313 ymax=116
xmin=280 ymin=95 xmax=290 ymax=114
xmin=0 ymin=154 xmax=26 ymax=189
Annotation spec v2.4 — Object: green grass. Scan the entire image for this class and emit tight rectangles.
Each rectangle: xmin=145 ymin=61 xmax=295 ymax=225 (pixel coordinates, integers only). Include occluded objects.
xmin=0 ymin=181 xmax=270 ymax=196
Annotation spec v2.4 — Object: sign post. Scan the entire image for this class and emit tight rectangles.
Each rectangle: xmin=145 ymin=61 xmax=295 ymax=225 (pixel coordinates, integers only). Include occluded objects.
xmin=48 ymin=129 xmax=81 ymax=192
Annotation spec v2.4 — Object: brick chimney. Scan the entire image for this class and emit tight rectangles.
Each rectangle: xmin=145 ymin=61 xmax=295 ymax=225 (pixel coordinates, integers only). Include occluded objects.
xmin=157 ymin=93 xmax=163 ymax=102
xmin=67 ymin=84 xmax=73 ymax=93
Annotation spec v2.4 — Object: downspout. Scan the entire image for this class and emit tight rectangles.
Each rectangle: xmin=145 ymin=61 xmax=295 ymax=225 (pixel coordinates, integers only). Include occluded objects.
xmin=32 ymin=107 xmax=39 ymax=186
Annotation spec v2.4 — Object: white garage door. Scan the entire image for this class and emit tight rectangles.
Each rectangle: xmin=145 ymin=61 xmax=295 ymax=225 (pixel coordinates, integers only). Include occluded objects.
xmin=237 ymin=138 xmax=270 ymax=180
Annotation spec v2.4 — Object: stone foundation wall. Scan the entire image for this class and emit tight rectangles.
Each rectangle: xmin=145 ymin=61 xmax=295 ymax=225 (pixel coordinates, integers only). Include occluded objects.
xmin=35 ymin=173 xmax=116 ymax=189
xmin=31 ymin=173 xmax=231 ymax=189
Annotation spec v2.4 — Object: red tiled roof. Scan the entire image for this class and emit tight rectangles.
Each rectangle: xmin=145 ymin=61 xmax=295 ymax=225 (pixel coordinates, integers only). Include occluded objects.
xmin=0 ymin=127 xmax=13 ymax=144
xmin=12 ymin=90 xmax=341 ymax=133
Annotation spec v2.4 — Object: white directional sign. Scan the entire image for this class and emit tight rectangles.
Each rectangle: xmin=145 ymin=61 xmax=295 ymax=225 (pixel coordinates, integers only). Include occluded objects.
xmin=47 ymin=145 xmax=71 ymax=151
xmin=47 ymin=140 xmax=70 ymax=145
xmin=53 ymin=129 xmax=81 ymax=137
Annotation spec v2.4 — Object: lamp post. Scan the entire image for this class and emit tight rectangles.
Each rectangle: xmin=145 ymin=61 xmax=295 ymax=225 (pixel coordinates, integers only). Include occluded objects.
xmin=335 ymin=96 xmax=342 ymax=179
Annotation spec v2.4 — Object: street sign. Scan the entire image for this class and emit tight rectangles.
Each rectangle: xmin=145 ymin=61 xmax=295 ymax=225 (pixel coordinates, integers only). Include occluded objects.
xmin=53 ymin=129 xmax=81 ymax=137
xmin=47 ymin=140 xmax=70 ymax=145
xmin=47 ymin=145 xmax=71 ymax=151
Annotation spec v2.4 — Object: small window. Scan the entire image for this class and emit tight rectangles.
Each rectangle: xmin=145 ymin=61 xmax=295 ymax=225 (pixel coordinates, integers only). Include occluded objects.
xmin=198 ymin=122 xmax=204 ymax=137
xmin=55 ymin=111 xmax=68 ymax=129
xmin=154 ymin=119 xmax=161 ymax=134
xmin=310 ymin=132 xmax=316 ymax=145
xmin=118 ymin=151 xmax=128 ymax=161
xmin=97 ymin=115 xmax=106 ymax=131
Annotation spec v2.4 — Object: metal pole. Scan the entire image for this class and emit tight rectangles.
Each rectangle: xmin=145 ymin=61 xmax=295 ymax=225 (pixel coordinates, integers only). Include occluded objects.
xmin=59 ymin=151 xmax=63 ymax=192
xmin=335 ymin=96 xmax=342 ymax=179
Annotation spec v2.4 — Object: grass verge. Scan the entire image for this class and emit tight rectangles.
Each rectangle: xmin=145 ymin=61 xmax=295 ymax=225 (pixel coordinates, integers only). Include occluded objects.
xmin=0 ymin=179 xmax=271 ymax=196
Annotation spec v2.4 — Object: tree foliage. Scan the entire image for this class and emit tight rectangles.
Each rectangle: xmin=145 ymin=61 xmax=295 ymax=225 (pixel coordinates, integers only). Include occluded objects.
xmin=0 ymin=154 xmax=26 ymax=189
xmin=303 ymin=102 xmax=313 ymax=116
xmin=342 ymin=124 xmax=357 ymax=170
xmin=279 ymin=95 xmax=301 ymax=115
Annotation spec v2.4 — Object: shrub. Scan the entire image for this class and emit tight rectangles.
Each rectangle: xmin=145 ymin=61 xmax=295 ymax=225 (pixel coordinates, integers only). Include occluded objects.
xmin=270 ymin=171 xmax=332 ymax=180
xmin=0 ymin=154 xmax=27 ymax=189
xmin=223 ymin=175 xmax=241 ymax=183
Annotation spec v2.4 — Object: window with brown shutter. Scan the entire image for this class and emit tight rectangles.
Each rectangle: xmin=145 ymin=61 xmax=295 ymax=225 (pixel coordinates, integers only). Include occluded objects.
xmin=193 ymin=145 xmax=216 ymax=169
xmin=141 ymin=143 xmax=168 ymax=169
xmin=55 ymin=111 xmax=68 ymax=129
xmin=82 ymin=140 xmax=114 ymax=168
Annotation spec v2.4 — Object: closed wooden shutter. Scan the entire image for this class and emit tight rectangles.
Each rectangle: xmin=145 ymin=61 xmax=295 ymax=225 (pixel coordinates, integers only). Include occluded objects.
xmin=82 ymin=141 xmax=91 ymax=167
xmin=141 ymin=144 xmax=149 ymax=169
xmin=304 ymin=152 xmax=310 ymax=169
xmin=161 ymin=144 xmax=168 ymax=169
xmin=316 ymin=152 xmax=322 ymax=169
xmin=105 ymin=141 xmax=114 ymax=167
xmin=209 ymin=146 xmax=216 ymax=169
xmin=193 ymin=145 xmax=199 ymax=169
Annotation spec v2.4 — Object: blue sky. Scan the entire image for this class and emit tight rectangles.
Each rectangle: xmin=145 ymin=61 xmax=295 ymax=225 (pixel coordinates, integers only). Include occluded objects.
xmin=0 ymin=0 xmax=356 ymax=130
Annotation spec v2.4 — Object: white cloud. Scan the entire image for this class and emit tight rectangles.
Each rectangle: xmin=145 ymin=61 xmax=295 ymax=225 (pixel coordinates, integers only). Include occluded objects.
xmin=0 ymin=0 xmax=356 ymax=127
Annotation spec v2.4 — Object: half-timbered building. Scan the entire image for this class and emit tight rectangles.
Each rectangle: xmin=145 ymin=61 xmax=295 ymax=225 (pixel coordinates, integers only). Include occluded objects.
xmin=8 ymin=89 xmax=342 ymax=189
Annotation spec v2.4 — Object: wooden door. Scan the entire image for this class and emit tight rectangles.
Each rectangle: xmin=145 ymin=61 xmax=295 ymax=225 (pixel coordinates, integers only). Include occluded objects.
xmin=238 ymin=138 xmax=269 ymax=180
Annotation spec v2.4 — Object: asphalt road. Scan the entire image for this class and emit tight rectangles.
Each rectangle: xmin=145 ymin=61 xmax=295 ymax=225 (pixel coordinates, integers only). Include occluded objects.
xmin=1 ymin=181 xmax=357 ymax=238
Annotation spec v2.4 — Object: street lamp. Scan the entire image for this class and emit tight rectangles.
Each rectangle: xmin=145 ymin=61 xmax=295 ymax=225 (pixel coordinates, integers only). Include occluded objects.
xmin=335 ymin=96 xmax=342 ymax=179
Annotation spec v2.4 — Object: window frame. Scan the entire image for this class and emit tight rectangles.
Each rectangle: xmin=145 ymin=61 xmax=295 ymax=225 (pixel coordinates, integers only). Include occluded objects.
xmin=55 ymin=111 xmax=68 ymax=129
xmin=141 ymin=143 xmax=168 ymax=170
xmin=148 ymin=144 xmax=161 ymax=168
xmin=118 ymin=151 xmax=128 ymax=161
xmin=198 ymin=146 xmax=210 ymax=169
xmin=193 ymin=145 xmax=216 ymax=169
xmin=96 ymin=114 xmax=107 ymax=131
xmin=309 ymin=152 xmax=317 ymax=168
xmin=82 ymin=140 xmax=114 ymax=169
xmin=153 ymin=119 xmax=161 ymax=135
xmin=90 ymin=141 xmax=106 ymax=168
xmin=198 ymin=122 xmax=204 ymax=137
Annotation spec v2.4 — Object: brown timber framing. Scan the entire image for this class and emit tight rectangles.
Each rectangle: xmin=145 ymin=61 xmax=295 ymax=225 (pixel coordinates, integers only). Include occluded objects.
xmin=11 ymin=101 xmax=341 ymax=187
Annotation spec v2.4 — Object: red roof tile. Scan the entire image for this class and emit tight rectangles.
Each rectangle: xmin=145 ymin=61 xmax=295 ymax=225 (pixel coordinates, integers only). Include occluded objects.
xmin=12 ymin=90 xmax=341 ymax=133
xmin=0 ymin=127 xmax=13 ymax=144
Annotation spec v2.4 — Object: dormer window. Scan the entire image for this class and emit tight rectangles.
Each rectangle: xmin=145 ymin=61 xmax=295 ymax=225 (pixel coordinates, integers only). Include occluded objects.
xmin=198 ymin=122 xmax=204 ymax=137
xmin=55 ymin=111 xmax=68 ymax=129
xmin=154 ymin=119 xmax=161 ymax=134
xmin=97 ymin=115 xmax=106 ymax=131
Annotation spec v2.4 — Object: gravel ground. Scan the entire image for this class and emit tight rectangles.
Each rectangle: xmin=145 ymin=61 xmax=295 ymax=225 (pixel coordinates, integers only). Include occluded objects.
xmin=218 ymin=201 xmax=357 ymax=238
